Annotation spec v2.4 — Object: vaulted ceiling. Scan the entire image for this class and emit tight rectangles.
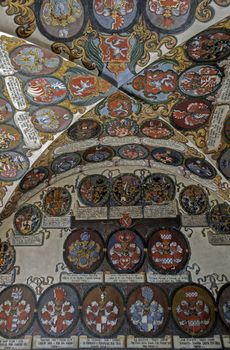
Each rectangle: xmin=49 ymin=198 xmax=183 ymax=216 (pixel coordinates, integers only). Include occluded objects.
xmin=0 ymin=1 xmax=230 ymax=345
xmin=0 ymin=1 xmax=229 ymax=222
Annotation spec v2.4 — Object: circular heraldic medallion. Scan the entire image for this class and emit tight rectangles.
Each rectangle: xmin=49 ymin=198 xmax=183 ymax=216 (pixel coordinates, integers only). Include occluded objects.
xmin=179 ymin=185 xmax=208 ymax=215
xmin=68 ymin=119 xmax=102 ymax=141
xmin=178 ymin=65 xmax=223 ymax=97
xmin=186 ymin=30 xmax=230 ymax=62
xmin=0 ymin=151 xmax=29 ymax=182
xmin=185 ymin=157 xmax=217 ymax=179
xmin=83 ymin=145 xmax=114 ymax=163
xmin=25 ymin=77 xmax=67 ymax=105
xmin=51 ymin=153 xmax=81 ymax=174
xmin=91 ymin=0 xmax=138 ymax=32
xmin=78 ymin=175 xmax=110 ymax=207
xmin=0 ymin=98 xmax=14 ymax=123
xmin=112 ymin=174 xmax=141 ymax=206
xmin=0 ymin=284 xmax=36 ymax=338
xmin=36 ymin=0 xmax=86 ymax=42
xmin=224 ymin=118 xmax=230 ymax=143
xmin=14 ymin=204 xmax=42 ymax=236
xmin=151 ymin=147 xmax=184 ymax=166
xmin=143 ymin=174 xmax=175 ymax=204
xmin=63 ymin=228 xmax=105 ymax=273
xmin=32 ymin=106 xmax=73 ymax=133
xmin=208 ymin=203 xmax=230 ymax=234
xmin=118 ymin=144 xmax=149 ymax=160
xmin=0 ymin=240 xmax=15 ymax=274
xmin=218 ymin=283 xmax=230 ymax=330
xmin=107 ymin=229 xmax=145 ymax=273
xmin=171 ymin=99 xmax=212 ymax=130
xmin=19 ymin=167 xmax=49 ymax=192
xmin=141 ymin=119 xmax=173 ymax=139
xmin=172 ymin=284 xmax=216 ymax=337
xmin=105 ymin=118 xmax=138 ymax=137
xmin=10 ymin=45 xmax=61 ymax=75
xmin=82 ymin=285 xmax=124 ymax=337
xmin=37 ymin=283 xmax=80 ymax=337
xmin=43 ymin=187 xmax=72 ymax=216
xmin=148 ymin=229 xmax=190 ymax=274
xmin=127 ymin=285 xmax=169 ymax=336
xmin=0 ymin=124 xmax=21 ymax=151
xmin=145 ymin=0 xmax=195 ymax=34
xmin=218 ymin=148 xmax=230 ymax=180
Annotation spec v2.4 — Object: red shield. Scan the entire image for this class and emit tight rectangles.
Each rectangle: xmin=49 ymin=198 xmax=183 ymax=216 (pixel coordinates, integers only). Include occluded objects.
xmin=119 ymin=213 xmax=132 ymax=228
xmin=100 ymin=35 xmax=130 ymax=63
xmin=69 ymin=76 xmax=98 ymax=98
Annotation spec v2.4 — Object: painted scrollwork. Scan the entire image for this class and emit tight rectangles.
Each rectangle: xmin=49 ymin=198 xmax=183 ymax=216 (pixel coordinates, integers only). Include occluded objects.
xmin=133 ymin=19 xmax=177 ymax=67
xmin=51 ymin=22 xmax=98 ymax=69
xmin=1 ymin=0 xmax=36 ymax=37
xmin=195 ymin=0 xmax=214 ymax=23
xmin=185 ymin=128 xmax=208 ymax=149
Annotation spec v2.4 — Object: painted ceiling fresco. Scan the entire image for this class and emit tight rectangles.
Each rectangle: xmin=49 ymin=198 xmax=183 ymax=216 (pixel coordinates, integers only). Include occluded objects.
xmin=0 ymin=1 xmax=229 ymax=349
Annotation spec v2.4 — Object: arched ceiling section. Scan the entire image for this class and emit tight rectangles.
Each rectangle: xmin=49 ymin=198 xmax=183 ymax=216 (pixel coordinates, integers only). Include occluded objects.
xmin=0 ymin=0 xmax=230 ymax=82
xmin=0 ymin=12 xmax=229 ymax=221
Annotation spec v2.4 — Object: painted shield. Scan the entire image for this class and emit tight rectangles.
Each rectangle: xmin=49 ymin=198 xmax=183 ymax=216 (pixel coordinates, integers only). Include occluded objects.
xmin=100 ymin=35 xmax=131 ymax=64
xmin=32 ymin=106 xmax=73 ymax=133
xmin=0 ymin=98 xmax=13 ymax=123
xmin=127 ymin=285 xmax=169 ymax=336
xmin=19 ymin=167 xmax=49 ymax=192
xmin=0 ymin=240 xmax=15 ymax=274
xmin=143 ymin=174 xmax=175 ymax=204
xmin=36 ymin=0 xmax=86 ymax=42
xmin=148 ymin=229 xmax=190 ymax=274
xmin=0 ymin=151 xmax=29 ymax=182
xmin=51 ymin=153 xmax=81 ymax=174
xmin=179 ymin=185 xmax=208 ymax=215
xmin=107 ymin=229 xmax=145 ymax=273
xmin=68 ymin=119 xmax=102 ymax=141
xmin=141 ymin=119 xmax=173 ymax=139
xmin=218 ymin=148 xmax=230 ymax=180
xmin=218 ymin=283 xmax=230 ymax=330
xmin=208 ymin=203 xmax=230 ymax=234
xmin=91 ymin=0 xmax=139 ymax=32
xmin=83 ymin=145 xmax=114 ymax=163
xmin=185 ymin=157 xmax=217 ymax=179
xmin=43 ymin=187 xmax=72 ymax=216
xmin=171 ymin=99 xmax=212 ymax=130
xmin=78 ymin=175 xmax=110 ymax=207
xmin=66 ymin=72 xmax=112 ymax=104
xmin=123 ymin=60 xmax=178 ymax=104
xmin=224 ymin=118 xmax=230 ymax=143
xmin=82 ymin=285 xmax=124 ymax=336
xmin=0 ymin=284 xmax=36 ymax=338
xmin=10 ymin=45 xmax=61 ymax=75
xmin=145 ymin=0 xmax=195 ymax=34
xmin=14 ymin=204 xmax=42 ymax=236
xmin=0 ymin=124 xmax=21 ymax=151
xmin=63 ymin=228 xmax=104 ymax=273
xmin=172 ymin=284 xmax=216 ymax=337
xmin=105 ymin=118 xmax=138 ymax=137
xmin=151 ymin=147 xmax=184 ymax=166
xmin=178 ymin=65 xmax=223 ymax=97
xmin=37 ymin=283 xmax=80 ymax=337
xmin=112 ymin=174 xmax=141 ymax=206
xmin=25 ymin=77 xmax=67 ymax=105
xmin=186 ymin=30 xmax=230 ymax=62
xmin=96 ymin=91 xmax=141 ymax=118
xmin=117 ymin=144 xmax=149 ymax=160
